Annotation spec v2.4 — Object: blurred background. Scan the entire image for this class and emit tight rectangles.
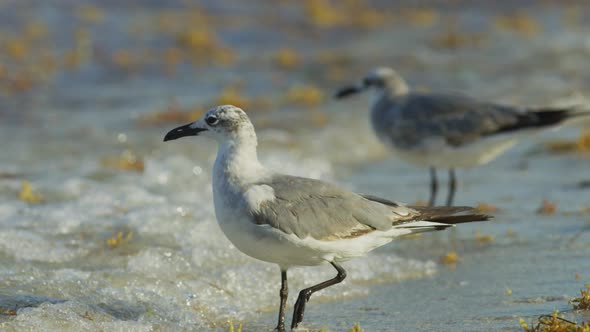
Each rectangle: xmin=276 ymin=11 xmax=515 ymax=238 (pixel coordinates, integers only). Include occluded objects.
xmin=1 ymin=1 xmax=589 ymax=331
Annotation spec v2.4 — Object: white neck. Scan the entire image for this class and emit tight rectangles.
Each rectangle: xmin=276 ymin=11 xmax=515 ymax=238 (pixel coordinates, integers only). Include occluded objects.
xmin=370 ymin=78 xmax=409 ymax=106
xmin=386 ymin=76 xmax=409 ymax=96
xmin=213 ymin=132 xmax=267 ymax=189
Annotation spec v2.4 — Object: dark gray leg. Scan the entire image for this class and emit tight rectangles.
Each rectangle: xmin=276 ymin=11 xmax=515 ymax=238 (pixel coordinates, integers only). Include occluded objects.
xmin=446 ymin=168 xmax=456 ymax=206
xmin=291 ymin=262 xmax=347 ymax=330
xmin=428 ymin=167 xmax=438 ymax=207
xmin=275 ymin=270 xmax=288 ymax=331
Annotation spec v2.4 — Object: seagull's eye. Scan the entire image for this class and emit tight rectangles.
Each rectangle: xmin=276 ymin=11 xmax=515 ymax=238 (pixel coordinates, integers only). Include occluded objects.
xmin=205 ymin=115 xmax=219 ymax=126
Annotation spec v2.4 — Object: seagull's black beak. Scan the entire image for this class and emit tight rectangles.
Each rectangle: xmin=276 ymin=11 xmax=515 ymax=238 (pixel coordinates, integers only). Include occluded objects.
xmin=163 ymin=123 xmax=207 ymax=142
xmin=334 ymin=84 xmax=365 ymax=99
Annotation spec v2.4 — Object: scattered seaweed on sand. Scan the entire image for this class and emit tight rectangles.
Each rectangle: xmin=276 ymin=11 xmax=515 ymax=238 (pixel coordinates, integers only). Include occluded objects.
xmin=440 ymin=251 xmax=459 ymax=265
xmin=282 ymin=84 xmax=325 ymax=107
xmin=137 ymin=101 xmax=206 ymax=127
xmin=106 ymin=231 xmax=133 ymax=249
xmin=431 ymin=19 xmax=487 ymax=50
xmin=75 ymin=5 xmax=105 ymax=24
xmin=543 ymin=132 xmax=590 ymax=154
xmin=19 ymin=180 xmax=43 ymax=203
xmin=519 ymin=311 xmax=590 ymax=332
xmin=228 ymin=319 xmax=242 ymax=332
xmin=273 ymin=47 xmax=302 ymax=69
xmin=519 ymin=285 xmax=590 ymax=331
xmin=474 ymin=231 xmax=495 ymax=246
xmin=302 ymin=0 xmax=387 ymax=29
xmin=138 ymin=84 xmax=275 ymax=127
xmin=0 ymin=307 xmax=17 ymax=316
xmin=570 ymin=284 xmax=590 ymax=310
xmin=82 ymin=311 xmax=94 ymax=321
xmin=215 ymin=84 xmax=255 ymax=110
xmin=399 ymin=8 xmax=439 ymax=28
xmin=101 ymin=151 xmax=145 ymax=173
xmin=494 ymin=12 xmax=542 ymax=37
xmin=506 ymin=229 xmax=518 ymax=238
xmin=475 ymin=202 xmax=500 ymax=214
xmin=349 ymin=322 xmax=364 ymax=332
xmin=536 ymin=199 xmax=557 ymax=215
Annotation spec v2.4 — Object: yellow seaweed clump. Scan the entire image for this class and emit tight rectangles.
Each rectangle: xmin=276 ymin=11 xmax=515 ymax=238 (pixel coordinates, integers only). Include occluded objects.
xmin=76 ymin=5 xmax=105 ymax=24
xmin=111 ymin=49 xmax=140 ymax=72
xmin=24 ymin=21 xmax=49 ymax=41
xmin=302 ymin=0 xmax=387 ymax=29
xmin=0 ymin=307 xmax=17 ymax=316
xmin=273 ymin=48 xmax=301 ymax=69
xmin=283 ymin=85 xmax=324 ymax=107
xmin=19 ymin=181 xmax=43 ymax=203
xmin=228 ymin=319 xmax=242 ymax=332
xmin=430 ymin=21 xmax=486 ymax=50
xmin=5 ymin=39 xmax=29 ymax=61
xmin=215 ymin=85 xmax=252 ymax=109
xmin=106 ymin=231 xmax=133 ymax=249
xmin=494 ymin=12 xmax=541 ymax=37
xmin=175 ymin=26 xmax=235 ymax=66
xmin=474 ymin=231 xmax=494 ymax=246
xmin=303 ymin=0 xmax=346 ymax=28
xmin=570 ymin=284 xmax=590 ymax=310
xmin=536 ymin=199 xmax=557 ymax=215
xmin=475 ymin=202 xmax=500 ymax=214
xmin=577 ymin=132 xmax=590 ymax=152
xmin=349 ymin=322 xmax=364 ymax=332
xmin=101 ymin=151 xmax=145 ymax=173
xmin=519 ymin=311 xmax=590 ymax=332
xmin=400 ymin=8 xmax=439 ymax=28
xmin=137 ymin=103 xmax=205 ymax=127
xmin=177 ymin=29 xmax=218 ymax=51
xmin=440 ymin=251 xmax=458 ymax=265
xmin=544 ymin=132 xmax=590 ymax=154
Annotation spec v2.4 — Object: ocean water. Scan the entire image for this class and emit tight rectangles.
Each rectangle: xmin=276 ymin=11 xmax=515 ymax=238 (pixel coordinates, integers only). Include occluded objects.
xmin=1 ymin=1 xmax=590 ymax=331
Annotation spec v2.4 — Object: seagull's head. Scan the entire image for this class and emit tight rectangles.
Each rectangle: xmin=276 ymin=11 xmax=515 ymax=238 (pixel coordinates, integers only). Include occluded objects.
xmin=163 ymin=105 xmax=255 ymax=143
xmin=334 ymin=67 xmax=408 ymax=99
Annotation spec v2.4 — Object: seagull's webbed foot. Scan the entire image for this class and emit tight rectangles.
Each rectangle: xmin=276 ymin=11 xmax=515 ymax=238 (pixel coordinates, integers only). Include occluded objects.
xmin=291 ymin=289 xmax=312 ymax=329
xmin=290 ymin=262 xmax=347 ymax=330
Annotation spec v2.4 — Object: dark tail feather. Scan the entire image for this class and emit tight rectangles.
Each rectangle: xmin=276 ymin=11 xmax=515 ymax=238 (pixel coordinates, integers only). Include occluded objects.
xmin=408 ymin=206 xmax=492 ymax=225
xmin=528 ymin=107 xmax=590 ymax=126
xmin=495 ymin=107 xmax=589 ymax=134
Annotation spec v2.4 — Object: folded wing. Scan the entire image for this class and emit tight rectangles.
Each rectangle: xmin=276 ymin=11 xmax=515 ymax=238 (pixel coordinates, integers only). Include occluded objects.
xmin=250 ymin=175 xmax=490 ymax=241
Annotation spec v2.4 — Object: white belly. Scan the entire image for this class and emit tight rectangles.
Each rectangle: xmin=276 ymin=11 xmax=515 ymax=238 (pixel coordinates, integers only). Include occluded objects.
xmin=382 ymin=134 xmax=521 ymax=169
xmin=215 ymin=207 xmax=403 ymax=269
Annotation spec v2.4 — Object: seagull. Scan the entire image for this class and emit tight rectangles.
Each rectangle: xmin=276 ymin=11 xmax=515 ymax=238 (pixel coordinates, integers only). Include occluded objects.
xmin=335 ymin=67 xmax=590 ymax=206
xmin=164 ymin=105 xmax=490 ymax=331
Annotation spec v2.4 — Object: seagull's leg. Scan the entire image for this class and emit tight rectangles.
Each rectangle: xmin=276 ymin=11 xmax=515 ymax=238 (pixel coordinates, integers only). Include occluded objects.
xmin=428 ymin=167 xmax=438 ymax=207
xmin=446 ymin=168 xmax=456 ymax=206
xmin=291 ymin=262 xmax=347 ymax=330
xmin=275 ymin=270 xmax=288 ymax=332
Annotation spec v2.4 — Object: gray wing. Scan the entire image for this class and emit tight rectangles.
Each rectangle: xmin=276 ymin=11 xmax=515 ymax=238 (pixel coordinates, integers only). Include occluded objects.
xmin=378 ymin=93 xmax=527 ymax=148
xmin=251 ymin=175 xmax=419 ymax=240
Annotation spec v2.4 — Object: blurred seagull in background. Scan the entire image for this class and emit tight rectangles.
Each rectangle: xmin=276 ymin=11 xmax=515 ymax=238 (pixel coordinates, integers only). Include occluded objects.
xmin=164 ymin=105 xmax=490 ymax=331
xmin=335 ymin=67 xmax=590 ymax=206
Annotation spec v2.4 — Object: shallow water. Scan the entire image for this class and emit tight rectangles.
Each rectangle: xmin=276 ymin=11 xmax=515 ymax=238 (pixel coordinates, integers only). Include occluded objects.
xmin=1 ymin=1 xmax=590 ymax=331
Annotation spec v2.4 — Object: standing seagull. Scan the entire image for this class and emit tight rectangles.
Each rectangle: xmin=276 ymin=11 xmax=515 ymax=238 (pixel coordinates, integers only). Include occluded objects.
xmin=335 ymin=67 xmax=589 ymax=206
xmin=164 ymin=105 xmax=490 ymax=331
